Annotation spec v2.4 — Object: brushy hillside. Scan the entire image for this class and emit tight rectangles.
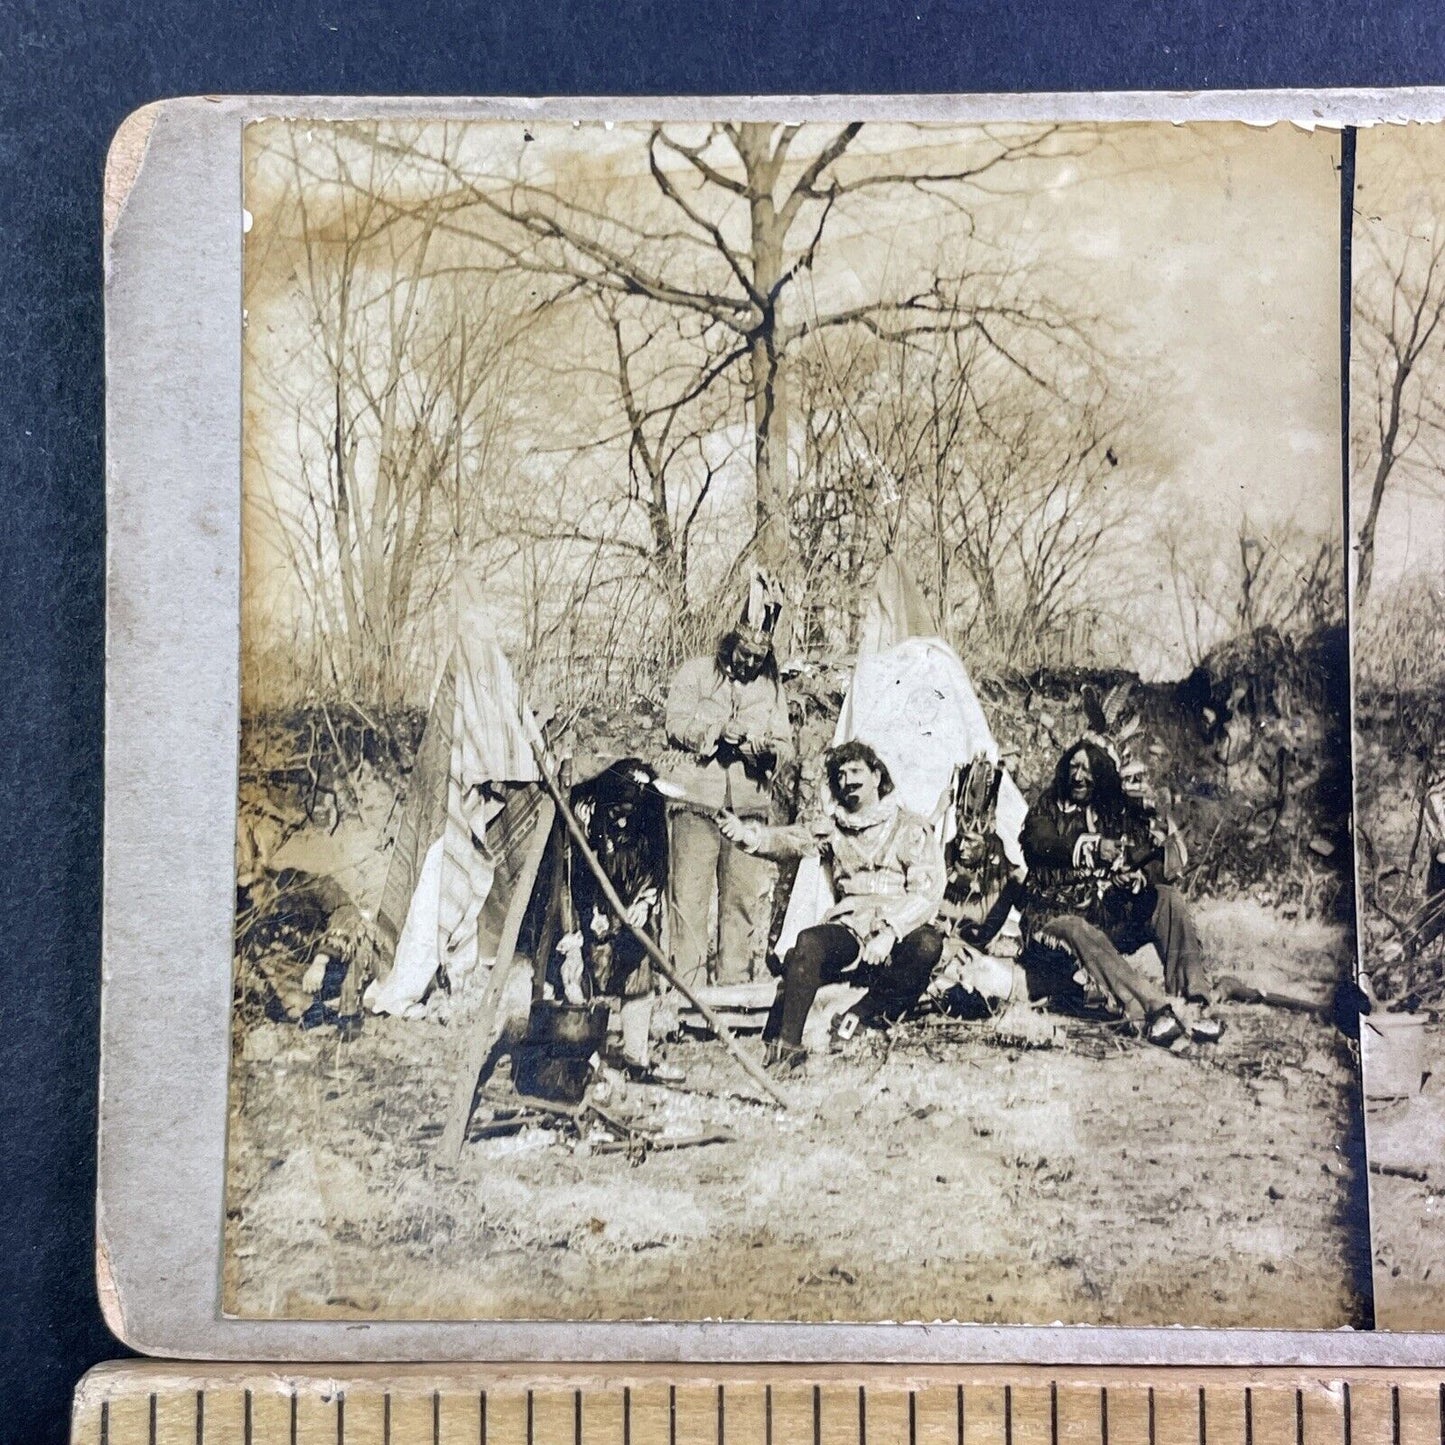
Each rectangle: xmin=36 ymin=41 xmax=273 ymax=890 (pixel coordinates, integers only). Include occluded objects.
xmin=238 ymin=623 xmax=1353 ymax=929
xmin=1354 ymin=678 xmax=1445 ymax=1001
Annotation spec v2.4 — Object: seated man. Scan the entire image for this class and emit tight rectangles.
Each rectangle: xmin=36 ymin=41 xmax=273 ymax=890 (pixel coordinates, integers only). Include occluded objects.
xmin=1015 ymin=738 xmax=1218 ymax=1046
xmin=236 ymin=863 xmax=381 ymax=1036
xmin=719 ymin=739 xmax=945 ymax=1073
xmin=938 ymin=753 xmax=1024 ymax=938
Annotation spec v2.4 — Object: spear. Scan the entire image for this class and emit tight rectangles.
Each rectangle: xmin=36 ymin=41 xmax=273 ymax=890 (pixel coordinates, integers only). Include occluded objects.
xmin=524 ymin=725 xmax=795 ymax=1111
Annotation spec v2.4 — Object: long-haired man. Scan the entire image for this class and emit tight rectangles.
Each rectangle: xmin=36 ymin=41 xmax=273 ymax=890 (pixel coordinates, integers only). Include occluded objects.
xmin=1018 ymin=737 xmax=1217 ymax=1045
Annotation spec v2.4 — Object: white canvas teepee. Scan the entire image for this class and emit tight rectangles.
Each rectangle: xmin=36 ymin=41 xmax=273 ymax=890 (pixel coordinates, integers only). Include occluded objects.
xmin=365 ymin=581 xmax=547 ymax=1018
xmin=775 ymin=558 xmax=1027 ymax=958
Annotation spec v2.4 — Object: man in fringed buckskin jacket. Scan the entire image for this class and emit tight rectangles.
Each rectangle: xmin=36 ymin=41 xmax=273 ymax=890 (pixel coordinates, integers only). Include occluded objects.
xmin=720 ymin=739 xmax=945 ymax=1074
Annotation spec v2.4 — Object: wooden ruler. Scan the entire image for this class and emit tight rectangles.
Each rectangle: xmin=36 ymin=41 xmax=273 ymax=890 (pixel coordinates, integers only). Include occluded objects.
xmin=71 ymin=1364 xmax=1445 ymax=1445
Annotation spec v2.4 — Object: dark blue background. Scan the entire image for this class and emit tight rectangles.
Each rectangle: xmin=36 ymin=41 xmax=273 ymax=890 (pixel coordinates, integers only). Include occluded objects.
xmin=3 ymin=4 xmax=1443 ymax=1441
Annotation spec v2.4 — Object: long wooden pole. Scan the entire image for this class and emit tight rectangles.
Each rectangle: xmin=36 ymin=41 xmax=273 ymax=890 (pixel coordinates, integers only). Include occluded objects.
xmin=437 ymin=796 xmax=557 ymax=1165
xmin=526 ymin=734 xmax=795 ymax=1112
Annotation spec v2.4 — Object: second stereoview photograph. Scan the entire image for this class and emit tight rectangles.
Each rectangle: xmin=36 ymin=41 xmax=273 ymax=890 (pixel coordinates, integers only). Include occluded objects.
xmin=1353 ymin=120 xmax=1445 ymax=1331
xmin=221 ymin=116 xmax=1369 ymax=1326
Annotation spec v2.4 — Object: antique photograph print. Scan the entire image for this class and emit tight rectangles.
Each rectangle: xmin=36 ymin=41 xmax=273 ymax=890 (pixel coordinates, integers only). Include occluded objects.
xmin=1352 ymin=121 xmax=1445 ymax=1330
xmin=225 ymin=118 xmax=1365 ymax=1325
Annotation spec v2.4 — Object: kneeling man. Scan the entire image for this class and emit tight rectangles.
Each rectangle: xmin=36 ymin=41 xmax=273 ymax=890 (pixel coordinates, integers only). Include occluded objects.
xmin=719 ymin=740 xmax=945 ymax=1073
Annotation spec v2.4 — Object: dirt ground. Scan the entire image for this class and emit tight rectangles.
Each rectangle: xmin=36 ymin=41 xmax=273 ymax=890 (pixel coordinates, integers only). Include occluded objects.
xmin=224 ymin=897 xmax=1369 ymax=1326
xmin=1366 ymin=1019 xmax=1445 ymax=1329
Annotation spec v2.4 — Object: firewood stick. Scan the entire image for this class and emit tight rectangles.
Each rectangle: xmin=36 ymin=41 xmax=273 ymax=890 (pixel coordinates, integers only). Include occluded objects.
xmin=1371 ymin=1161 xmax=1429 ymax=1182
xmin=593 ymin=1129 xmax=735 ymax=1155
xmin=525 ymin=731 xmax=796 ymax=1112
xmin=1216 ymin=974 xmax=1330 ymax=1018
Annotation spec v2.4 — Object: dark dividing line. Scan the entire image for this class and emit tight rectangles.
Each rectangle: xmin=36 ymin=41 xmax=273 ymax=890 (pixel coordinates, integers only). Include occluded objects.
xmin=765 ymin=1385 xmax=773 ymax=1445
xmin=859 ymin=1384 xmax=867 ymax=1445
xmin=290 ymin=1390 xmax=298 ymax=1445
xmin=1006 ymin=1385 xmax=1014 ymax=1445
xmin=812 ymin=1384 xmax=821 ymax=1445
xmin=1337 ymin=122 xmax=1357 ymax=738
xmin=1102 ymin=1386 xmax=1110 ymax=1445
xmin=527 ymin=1389 xmax=535 ymax=1445
xmin=1297 ymin=1390 xmax=1306 ymax=1445
xmin=384 ymin=1393 xmax=392 ymax=1445
xmin=909 ymin=1391 xmax=918 ymax=1445
xmin=1198 ymin=1389 xmax=1206 ymax=1445
xmin=1394 ymin=1387 xmax=1402 ymax=1445
xmin=481 ymin=1389 xmax=487 ymax=1445
xmin=337 ymin=1392 xmax=345 ymax=1445
xmin=1148 ymin=1388 xmax=1157 ymax=1445
xmin=1245 ymin=1389 xmax=1254 ymax=1445
xmin=432 ymin=1389 xmax=441 ymax=1445
xmin=1438 ymin=1383 xmax=1444 ymax=1445
xmin=243 ymin=1389 xmax=252 ymax=1445
xmin=1050 ymin=1383 xmax=1059 ymax=1445
xmin=577 ymin=1388 xmax=585 ymax=1445
xmin=624 ymin=1386 xmax=632 ymax=1445
xmin=151 ymin=1393 xmax=159 ymax=1445
xmin=197 ymin=1389 xmax=206 ymax=1445
xmin=100 ymin=1400 xmax=109 ymax=1445
xmin=717 ymin=1384 xmax=725 ymax=1445
xmin=1345 ymin=1383 xmax=1353 ymax=1445
xmin=672 ymin=1384 xmax=679 ymax=1445
xmin=957 ymin=1384 xmax=965 ymax=1445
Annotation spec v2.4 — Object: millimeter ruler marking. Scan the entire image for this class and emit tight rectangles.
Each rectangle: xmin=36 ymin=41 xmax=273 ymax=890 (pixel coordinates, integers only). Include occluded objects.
xmin=73 ymin=1366 xmax=1443 ymax=1445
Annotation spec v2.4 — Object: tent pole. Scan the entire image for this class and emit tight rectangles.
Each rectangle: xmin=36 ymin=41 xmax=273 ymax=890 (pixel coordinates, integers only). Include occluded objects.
xmin=436 ymin=795 xmax=557 ymax=1166
xmin=436 ymin=943 xmax=521 ymax=1166
xmin=527 ymin=738 xmax=796 ymax=1112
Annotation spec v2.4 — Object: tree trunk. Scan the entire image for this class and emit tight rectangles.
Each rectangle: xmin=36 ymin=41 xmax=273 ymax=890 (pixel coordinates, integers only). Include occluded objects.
xmin=1357 ymin=362 xmax=1408 ymax=614
xmin=739 ymin=123 xmax=791 ymax=580
xmin=331 ymin=369 xmax=366 ymax=692
xmin=750 ymin=334 xmax=790 ymax=573
xmin=1355 ymin=447 xmax=1394 ymax=613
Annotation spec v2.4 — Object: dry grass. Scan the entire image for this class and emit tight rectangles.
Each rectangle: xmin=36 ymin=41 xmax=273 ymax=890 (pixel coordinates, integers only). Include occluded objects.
xmin=224 ymin=898 xmax=1367 ymax=1327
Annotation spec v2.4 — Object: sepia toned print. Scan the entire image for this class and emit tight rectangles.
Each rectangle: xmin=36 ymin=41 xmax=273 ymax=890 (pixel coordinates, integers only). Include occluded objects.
xmin=1351 ymin=122 xmax=1445 ymax=1329
xmin=225 ymin=118 xmax=1365 ymax=1326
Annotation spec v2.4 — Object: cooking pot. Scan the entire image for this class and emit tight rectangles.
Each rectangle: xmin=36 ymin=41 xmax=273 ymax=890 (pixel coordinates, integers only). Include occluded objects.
xmin=525 ymin=999 xmax=610 ymax=1053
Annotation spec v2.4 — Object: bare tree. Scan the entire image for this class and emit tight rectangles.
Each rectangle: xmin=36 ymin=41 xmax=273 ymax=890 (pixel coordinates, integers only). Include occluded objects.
xmin=791 ymin=306 xmax=1138 ymax=670
xmin=468 ymin=286 xmax=758 ymax=694
xmin=244 ymin=123 xmax=535 ymax=712
xmin=1353 ymin=218 xmax=1445 ymax=611
xmin=247 ymin=120 xmax=1166 ymax=702
xmin=578 ymin=294 xmax=751 ymax=651
xmin=1162 ymin=513 xmax=1343 ymax=669
xmin=370 ymin=121 xmax=1099 ymax=589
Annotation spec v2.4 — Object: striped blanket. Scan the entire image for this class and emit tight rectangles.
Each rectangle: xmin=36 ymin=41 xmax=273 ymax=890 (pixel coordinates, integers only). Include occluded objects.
xmin=368 ymin=632 xmax=541 ymax=1017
